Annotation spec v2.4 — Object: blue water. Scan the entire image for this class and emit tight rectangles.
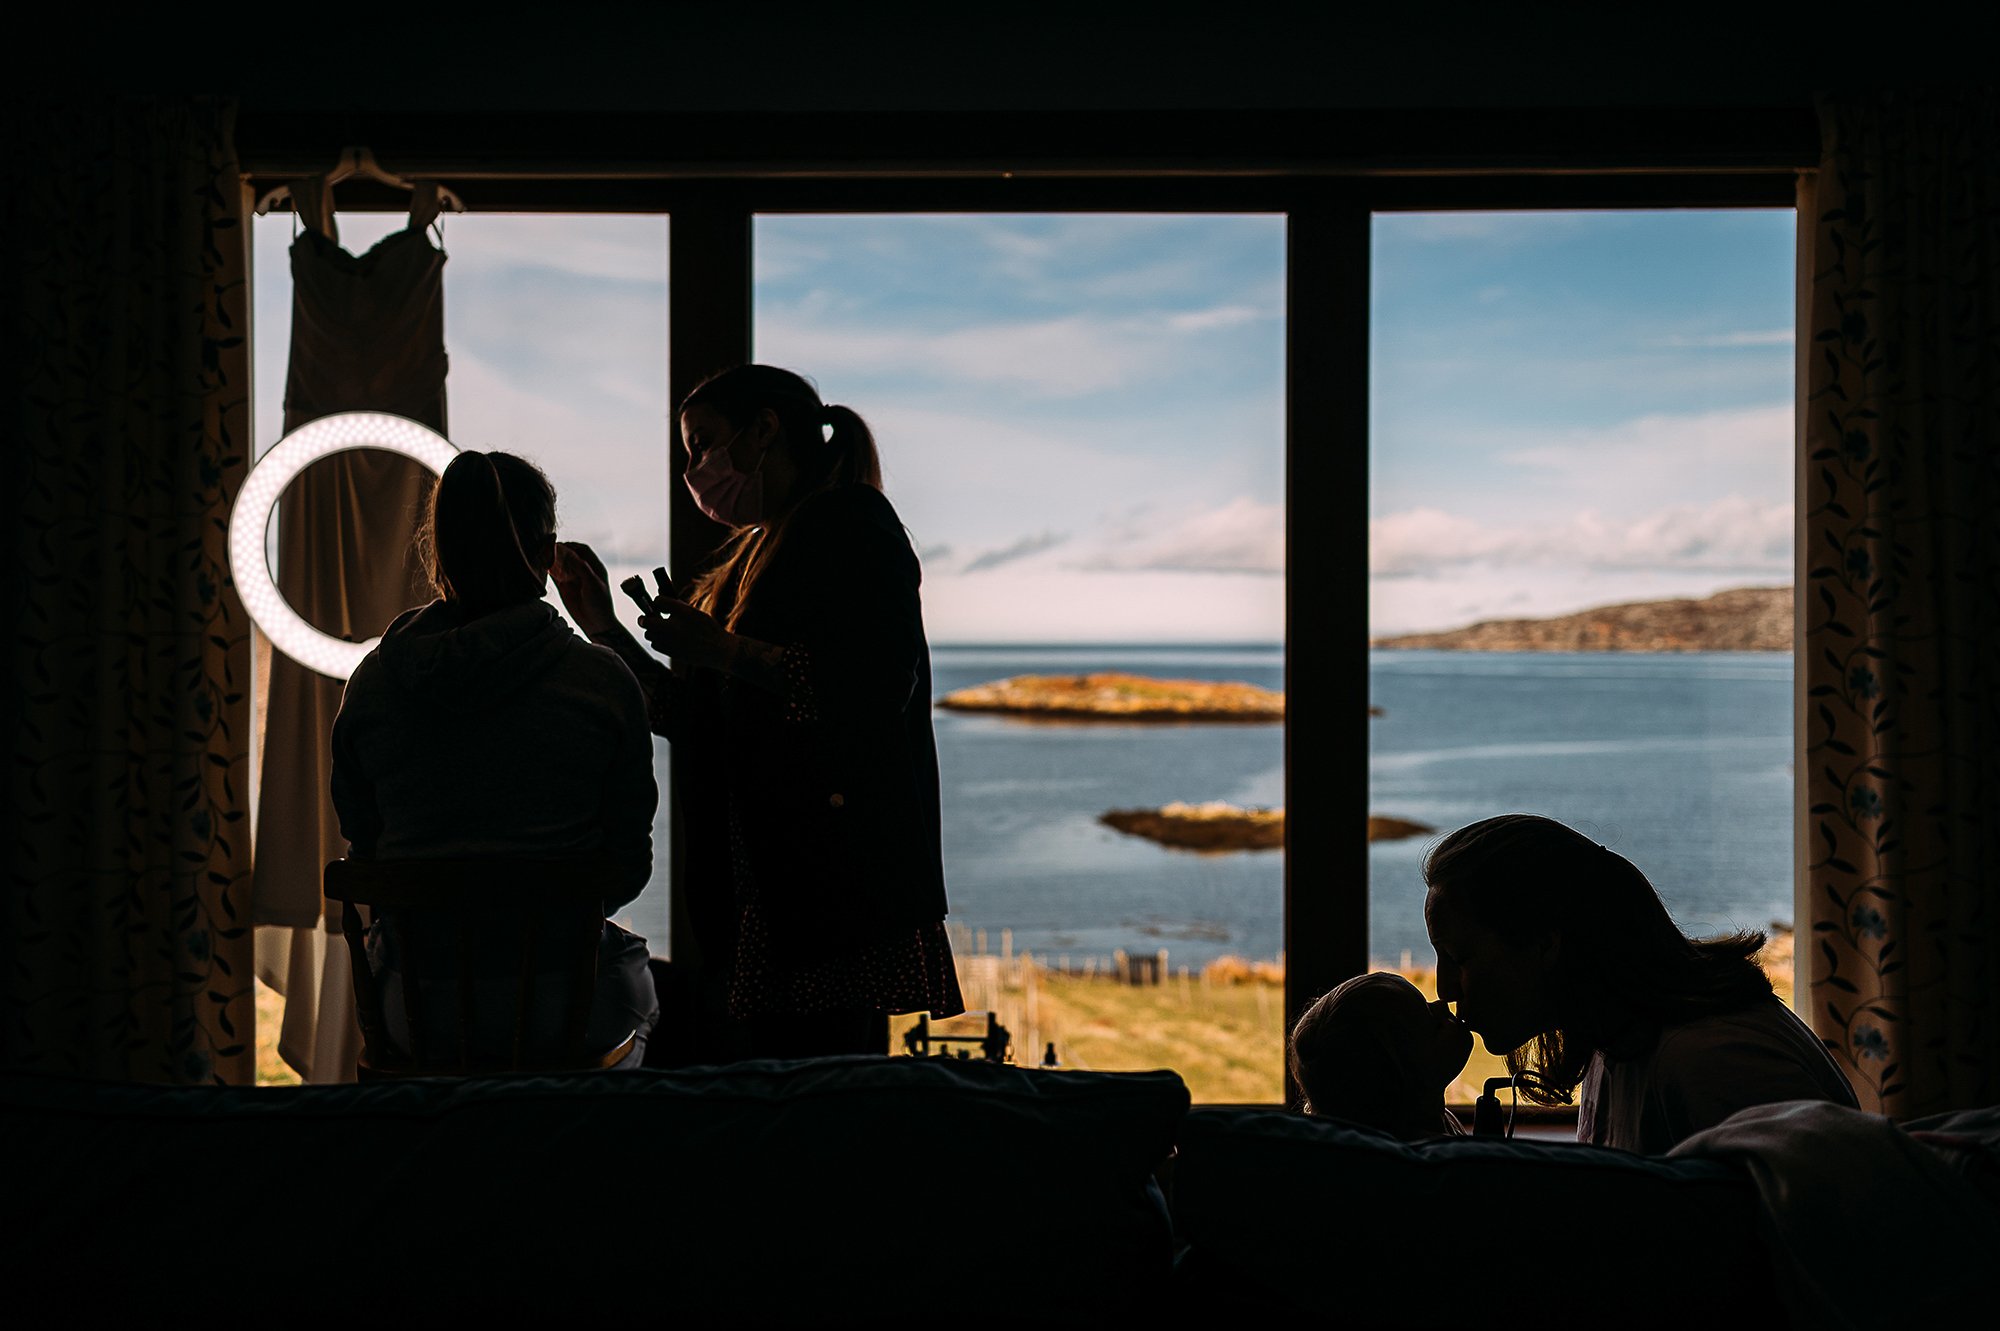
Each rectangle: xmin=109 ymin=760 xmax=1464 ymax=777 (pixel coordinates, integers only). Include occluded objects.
xmin=1367 ymin=651 xmax=1795 ymax=962
xmin=619 ymin=647 xmax=1792 ymax=973
xmin=929 ymin=645 xmax=1287 ymax=967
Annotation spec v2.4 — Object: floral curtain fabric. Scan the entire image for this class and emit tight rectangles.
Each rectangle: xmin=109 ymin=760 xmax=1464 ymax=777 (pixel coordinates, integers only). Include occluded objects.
xmin=1805 ymin=90 xmax=2000 ymax=1118
xmin=5 ymin=101 xmax=254 ymax=1083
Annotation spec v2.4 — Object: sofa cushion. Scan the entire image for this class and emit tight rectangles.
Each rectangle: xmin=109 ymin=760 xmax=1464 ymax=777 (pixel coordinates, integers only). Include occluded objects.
xmin=1172 ymin=1108 xmax=1783 ymax=1327
xmin=1 ymin=1057 xmax=1187 ymax=1324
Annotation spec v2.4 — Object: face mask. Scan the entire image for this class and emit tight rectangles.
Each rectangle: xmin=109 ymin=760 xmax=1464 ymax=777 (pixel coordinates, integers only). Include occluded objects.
xmin=684 ymin=425 xmax=765 ymax=527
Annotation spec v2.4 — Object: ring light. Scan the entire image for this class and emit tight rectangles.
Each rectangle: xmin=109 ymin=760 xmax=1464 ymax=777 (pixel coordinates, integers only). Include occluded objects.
xmin=229 ymin=411 xmax=458 ymax=681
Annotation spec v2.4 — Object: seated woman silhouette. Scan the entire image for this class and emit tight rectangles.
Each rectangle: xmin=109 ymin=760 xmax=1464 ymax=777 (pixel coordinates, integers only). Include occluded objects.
xmin=1289 ymin=971 xmax=1473 ymax=1139
xmin=1424 ymin=814 xmax=1856 ymax=1153
xmin=331 ymin=450 xmax=659 ymax=1068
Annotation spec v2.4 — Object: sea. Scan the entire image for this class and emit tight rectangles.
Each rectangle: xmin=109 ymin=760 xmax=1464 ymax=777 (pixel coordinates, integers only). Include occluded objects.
xmin=617 ymin=647 xmax=1794 ymax=971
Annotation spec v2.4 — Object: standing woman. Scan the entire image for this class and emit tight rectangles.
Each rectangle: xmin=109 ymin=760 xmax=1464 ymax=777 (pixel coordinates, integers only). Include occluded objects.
xmin=554 ymin=365 xmax=963 ymax=1059
xmin=1423 ymin=814 xmax=1855 ymax=1153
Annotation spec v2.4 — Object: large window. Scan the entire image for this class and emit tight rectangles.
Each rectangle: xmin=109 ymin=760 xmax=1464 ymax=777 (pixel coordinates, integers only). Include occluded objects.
xmin=240 ymin=156 xmax=1807 ymax=1102
xmin=755 ymin=214 xmax=1287 ymax=1101
xmin=1367 ymin=209 xmax=1797 ymax=1101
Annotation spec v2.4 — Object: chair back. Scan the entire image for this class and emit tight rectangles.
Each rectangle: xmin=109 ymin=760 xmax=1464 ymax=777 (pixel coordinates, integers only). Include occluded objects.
xmin=323 ymin=856 xmax=637 ymax=1078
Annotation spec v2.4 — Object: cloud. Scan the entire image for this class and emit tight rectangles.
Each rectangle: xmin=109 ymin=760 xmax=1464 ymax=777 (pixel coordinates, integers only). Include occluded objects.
xmin=1473 ymin=403 xmax=1794 ymax=515
xmin=1165 ymin=304 xmax=1264 ymax=333
xmin=437 ymin=215 xmax=668 ymax=284
xmin=760 ymin=314 xmax=1151 ymax=396
xmin=1650 ymin=329 xmax=1794 ymax=349
xmin=1371 ymin=493 xmax=1792 ymax=580
xmin=961 ymin=530 xmax=1069 ymax=573
xmin=923 ymin=567 xmax=1285 ymax=643
xmin=757 ymin=302 xmax=1279 ymax=399
xmin=1369 ymin=507 xmax=1497 ymax=577
xmin=860 ymin=404 xmax=1161 ymax=537
xmin=444 ymin=350 xmax=668 ymax=560
xmin=1084 ymin=497 xmax=1285 ymax=576
xmin=966 ymin=216 xmax=1275 ymax=299
xmin=1075 ymin=255 xmax=1211 ymax=301
xmin=1498 ymin=403 xmax=1790 ymax=475
xmin=752 ymin=230 xmax=834 ymax=284
xmin=1612 ymin=497 xmax=1793 ymax=570
xmin=978 ymin=224 xmax=1060 ymax=271
xmin=758 ymin=214 xmax=1277 ymax=308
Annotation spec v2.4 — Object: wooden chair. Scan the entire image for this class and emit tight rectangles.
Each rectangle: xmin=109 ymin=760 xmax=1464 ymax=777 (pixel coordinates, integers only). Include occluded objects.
xmin=324 ymin=856 xmax=640 ymax=1078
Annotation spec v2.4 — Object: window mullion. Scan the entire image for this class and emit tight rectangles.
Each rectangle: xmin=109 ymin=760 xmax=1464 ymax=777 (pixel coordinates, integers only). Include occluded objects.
xmin=666 ymin=198 xmax=752 ymax=987
xmin=1284 ymin=188 xmax=1372 ymax=1102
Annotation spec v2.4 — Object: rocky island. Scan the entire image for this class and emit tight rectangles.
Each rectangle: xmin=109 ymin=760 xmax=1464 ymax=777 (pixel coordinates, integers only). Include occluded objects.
xmin=938 ymin=672 xmax=1283 ymax=721
xmin=1102 ymin=802 xmax=1284 ymax=851
xmin=1099 ymin=804 xmax=1437 ymax=852
xmin=1370 ymin=585 xmax=1791 ymax=653
xmin=1366 ymin=815 xmax=1435 ymax=842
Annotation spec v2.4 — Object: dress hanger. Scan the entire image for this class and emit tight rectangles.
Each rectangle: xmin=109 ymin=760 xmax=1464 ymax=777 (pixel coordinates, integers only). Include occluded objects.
xmin=253 ymin=146 xmax=468 ymax=217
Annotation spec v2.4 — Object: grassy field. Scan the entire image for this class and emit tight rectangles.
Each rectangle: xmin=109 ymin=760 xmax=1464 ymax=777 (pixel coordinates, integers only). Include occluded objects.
xmin=917 ymin=924 xmax=1796 ymax=1107
xmin=254 ymin=977 xmax=300 ymax=1086
xmin=260 ymin=926 xmax=1793 ymax=1104
xmin=913 ymin=954 xmax=1290 ymax=1103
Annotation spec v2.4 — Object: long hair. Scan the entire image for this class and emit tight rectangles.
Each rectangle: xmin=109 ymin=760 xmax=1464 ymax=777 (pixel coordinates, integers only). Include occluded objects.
xmin=418 ymin=451 xmax=556 ymax=617
xmin=1423 ymin=813 xmax=1772 ymax=1106
xmin=678 ymin=365 xmax=882 ymax=631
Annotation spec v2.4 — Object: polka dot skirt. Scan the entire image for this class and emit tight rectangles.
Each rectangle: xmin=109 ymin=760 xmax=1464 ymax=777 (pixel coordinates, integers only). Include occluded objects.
xmin=728 ymin=899 xmax=965 ymax=1021
xmin=724 ymin=780 xmax=961 ymax=1019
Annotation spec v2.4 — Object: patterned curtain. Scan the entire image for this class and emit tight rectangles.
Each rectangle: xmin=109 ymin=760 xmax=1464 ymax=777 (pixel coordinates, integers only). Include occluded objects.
xmin=4 ymin=101 xmax=254 ymax=1084
xmin=1804 ymin=90 xmax=2000 ymax=1118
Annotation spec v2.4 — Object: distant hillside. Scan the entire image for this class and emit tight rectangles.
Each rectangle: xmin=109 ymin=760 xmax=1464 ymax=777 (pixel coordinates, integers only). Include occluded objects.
xmin=1371 ymin=585 xmax=1792 ymax=652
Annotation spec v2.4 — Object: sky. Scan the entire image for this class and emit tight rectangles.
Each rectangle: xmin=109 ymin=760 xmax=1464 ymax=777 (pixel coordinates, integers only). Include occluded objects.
xmin=1371 ymin=210 xmax=1796 ymax=634
xmin=755 ymin=214 xmax=1286 ymax=643
xmin=253 ymin=211 xmax=673 ymax=647
xmin=252 ymin=206 xmax=1793 ymax=644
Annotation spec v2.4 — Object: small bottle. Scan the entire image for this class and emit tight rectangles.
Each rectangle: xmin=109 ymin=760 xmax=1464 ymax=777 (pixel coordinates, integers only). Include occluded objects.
xmin=1475 ymin=1075 xmax=1514 ymax=1137
xmin=1040 ymin=1041 xmax=1059 ymax=1070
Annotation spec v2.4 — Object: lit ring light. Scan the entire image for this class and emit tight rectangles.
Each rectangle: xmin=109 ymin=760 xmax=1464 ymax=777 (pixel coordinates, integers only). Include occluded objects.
xmin=229 ymin=411 xmax=458 ymax=680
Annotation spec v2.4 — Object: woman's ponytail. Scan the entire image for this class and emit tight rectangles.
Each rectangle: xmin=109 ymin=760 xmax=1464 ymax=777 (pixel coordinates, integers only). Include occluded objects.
xmin=821 ymin=403 xmax=883 ymax=490
xmin=420 ymin=450 xmax=557 ymax=615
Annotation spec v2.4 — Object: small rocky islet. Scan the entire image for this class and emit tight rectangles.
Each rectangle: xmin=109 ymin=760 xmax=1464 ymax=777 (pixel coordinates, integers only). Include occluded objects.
xmin=936 ymin=671 xmax=1284 ymax=722
xmin=1100 ymin=802 xmax=1285 ymax=852
xmin=1097 ymin=803 xmax=1436 ymax=853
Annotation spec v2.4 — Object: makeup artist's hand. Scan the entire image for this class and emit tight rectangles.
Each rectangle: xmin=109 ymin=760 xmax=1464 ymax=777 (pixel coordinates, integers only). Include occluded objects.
xmin=552 ymin=541 xmax=620 ymax=641
xmin=638 ymin=595 xmax=735 ymax=672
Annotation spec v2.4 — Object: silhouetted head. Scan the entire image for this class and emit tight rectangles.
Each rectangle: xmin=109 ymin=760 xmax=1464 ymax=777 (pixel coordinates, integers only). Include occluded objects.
xmin=1288 ymin=971 xmax=1472 ymax=1139
xmin=1423 ymin=813 xmax=1770 ymax=1105
xmin=678 ymin=364 xmax=880 ymax=529
xmin=419 ymin=451 xmax=556 ymax=617
xmin=678 ymin=366 xmax=886 ymax=629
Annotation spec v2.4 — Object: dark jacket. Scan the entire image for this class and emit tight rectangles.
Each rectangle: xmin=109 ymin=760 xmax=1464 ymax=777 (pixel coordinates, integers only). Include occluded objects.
xmin=653 ymin=484 xmax=947 ymax=963
xmin=332 ymin=598 xmax=656 ymax=910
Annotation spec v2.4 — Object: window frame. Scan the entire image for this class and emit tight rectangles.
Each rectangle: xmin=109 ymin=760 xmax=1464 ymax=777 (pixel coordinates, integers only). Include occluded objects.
xmin=243 ymin=137 xmax=1809 ymax=1111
